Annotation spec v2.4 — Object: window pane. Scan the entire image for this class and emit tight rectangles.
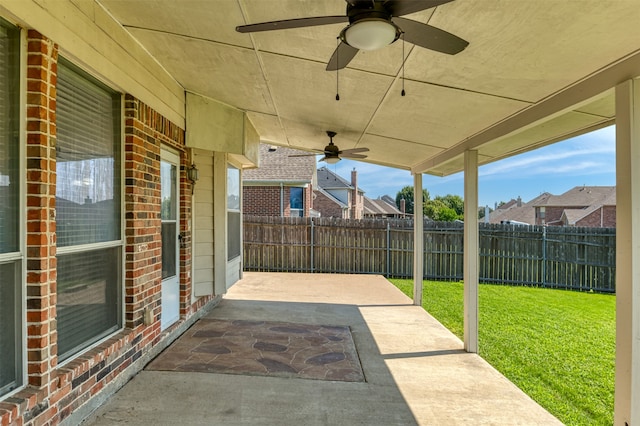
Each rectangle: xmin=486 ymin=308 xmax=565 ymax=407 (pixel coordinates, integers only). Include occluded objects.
xmin=290 ymin=187 xmax=303 ymax=210
xmin=0 ymin=22 xmax=20 ymax=254
xmin=161 ymin=222 xmax=176 ymax=279
xmin=57 ymin=247 xmax=120 ymax=361
xmin=0 ymin=261 xmax=21 ymax=395
xmin=227 ymin=211 xmax=241 ymax=260
xmin=227 ymin=166 xmax=240 ymax=211
xmin=56 ymin=60 xmax=121 ymax=247
xmin=161 ymin=162 xmax=176 ymax=220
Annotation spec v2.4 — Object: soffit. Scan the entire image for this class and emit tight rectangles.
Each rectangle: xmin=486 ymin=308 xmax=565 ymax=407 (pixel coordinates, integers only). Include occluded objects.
xmin=99 ymin=0 xmax=640 ymax=175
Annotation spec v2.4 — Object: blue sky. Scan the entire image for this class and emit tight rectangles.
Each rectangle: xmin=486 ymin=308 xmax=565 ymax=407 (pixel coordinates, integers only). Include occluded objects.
xmin=319 ymin=125 xmax=616 ymax=208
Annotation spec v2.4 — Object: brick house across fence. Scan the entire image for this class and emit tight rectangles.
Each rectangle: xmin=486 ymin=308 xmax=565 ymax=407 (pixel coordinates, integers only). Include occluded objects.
xmin=242 ymin=144 xmax=317 ymax=217
xmin=314 ymin=167 xmax=365 ymax=219
xmin=534 ymin=186 xmax=616 ymax=227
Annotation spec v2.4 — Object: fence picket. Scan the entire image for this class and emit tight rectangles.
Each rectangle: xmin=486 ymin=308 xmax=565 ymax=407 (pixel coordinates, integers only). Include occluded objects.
xmin=243 ymin=216 xmax=616 ymax=293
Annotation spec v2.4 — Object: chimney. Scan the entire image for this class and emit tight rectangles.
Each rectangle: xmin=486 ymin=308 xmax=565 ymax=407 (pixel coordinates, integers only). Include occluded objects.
xmin=400 ymin=198 xmax=406 ymax=216
xmin=517 ymin=196 xmax=522 ymax=207
xmin=484 ymin=205 xmax=490 ymax=223
xmin=351 ymin=168 xmax=358 ymax=219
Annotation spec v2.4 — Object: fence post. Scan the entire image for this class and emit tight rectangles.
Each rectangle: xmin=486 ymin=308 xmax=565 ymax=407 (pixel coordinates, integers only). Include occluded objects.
xmin=386 ymin=221 xmax=391 ymax=277
xmin=542 ymin=226 xmax=547 ymax=287
xmin=310 ymin=217 xmax=314 ymax=273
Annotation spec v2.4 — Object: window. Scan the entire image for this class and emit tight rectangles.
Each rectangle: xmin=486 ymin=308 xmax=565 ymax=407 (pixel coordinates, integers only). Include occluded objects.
xmin=0 ymin=19 xmax=22 ymax=397
xmin=538 ymin=207 xmax=545 ymax=219
xmin=290 ymin=187 xmax=303 ymax=217
xmin=227 ymin=165 xmax=241 ymax=260
xmin=56 ymin=59 xmax=122 ymax=361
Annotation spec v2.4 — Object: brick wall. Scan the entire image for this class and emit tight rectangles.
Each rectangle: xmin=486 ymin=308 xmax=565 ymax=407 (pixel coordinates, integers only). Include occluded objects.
xmin=313 ymin=190 xmax=347 ymax=218
xmin=576 ymin=206 xmax=617 ymax=228
xmin=0 ymin=30 xmax=216 ymax=426
xmin=243 ymin=185 xmax=314 ymax=217
xmin=544 ymin=206 xmax=569 ymax=225
xmin=243 ymin=186 xmax=281 ymax=216
xmin=304 ymin=185 xmax=312 ymax=217
xmin=541 ymin=205 xmax=617 ymax=227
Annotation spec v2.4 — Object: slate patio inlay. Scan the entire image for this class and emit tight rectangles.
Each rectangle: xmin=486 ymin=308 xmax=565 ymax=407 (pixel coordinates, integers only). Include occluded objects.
xmin=146 ymin=319 xmax=365 ymax=382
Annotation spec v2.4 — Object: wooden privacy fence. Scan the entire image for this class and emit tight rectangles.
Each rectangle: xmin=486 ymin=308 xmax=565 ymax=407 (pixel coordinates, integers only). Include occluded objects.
xmin=243 ymin=216 xmax=616 ymax=293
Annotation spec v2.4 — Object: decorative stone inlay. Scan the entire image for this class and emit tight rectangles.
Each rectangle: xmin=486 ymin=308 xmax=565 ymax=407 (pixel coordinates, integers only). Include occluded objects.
xmin=146 ymin=319 xmax=365 ymax=382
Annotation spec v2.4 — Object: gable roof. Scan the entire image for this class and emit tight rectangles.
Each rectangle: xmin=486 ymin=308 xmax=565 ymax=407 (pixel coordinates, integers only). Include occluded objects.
xmin=489 ymin=192 xmax=552 ymax=225
xmin=316 ymin=166 xmax=364 ymax=193
xmin=537 ymin=186 xmax=616 ymax=207
xmin=364 ymin=197 xmax=403 ymax=216
xmin=243 ymin=144 xmax=315 ymax=184
xmin=314 ymin=187 xmax=348 ymax=209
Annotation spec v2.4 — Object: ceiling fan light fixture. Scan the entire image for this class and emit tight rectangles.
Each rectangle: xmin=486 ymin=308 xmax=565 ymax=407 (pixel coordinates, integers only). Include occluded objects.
xmin=342 ymin=19 xmax=399 ymax=51
xmin=325 ymin=156 xmax=341 ymax=164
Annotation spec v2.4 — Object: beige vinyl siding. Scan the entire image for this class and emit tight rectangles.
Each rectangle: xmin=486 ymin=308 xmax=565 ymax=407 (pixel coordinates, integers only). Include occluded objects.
xmin=192 ymin=149 xmax=214 ymax=297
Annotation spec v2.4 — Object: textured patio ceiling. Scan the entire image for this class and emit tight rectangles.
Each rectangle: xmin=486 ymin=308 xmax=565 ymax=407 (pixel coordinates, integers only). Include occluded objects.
xmin=99 ymin=0 xmax=640 ymax=175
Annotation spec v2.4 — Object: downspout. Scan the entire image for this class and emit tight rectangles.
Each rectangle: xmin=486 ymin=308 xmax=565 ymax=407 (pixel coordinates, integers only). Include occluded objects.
xmin=280 ymin=182 xmax=284 ymax=217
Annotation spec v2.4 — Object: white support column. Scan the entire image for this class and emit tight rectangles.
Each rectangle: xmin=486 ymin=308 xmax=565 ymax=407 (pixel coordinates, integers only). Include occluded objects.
xmin=615 ymin=79 xmax=640 ymax=426
xmin=463 ymin=150 xmax=479 ymax=353
xmin=413 ymin=172 xmax=424 ymax=306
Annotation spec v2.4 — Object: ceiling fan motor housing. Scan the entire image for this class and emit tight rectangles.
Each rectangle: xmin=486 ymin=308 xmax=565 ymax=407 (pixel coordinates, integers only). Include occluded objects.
xmin=340 ymin=2 xmax=402 ymax=50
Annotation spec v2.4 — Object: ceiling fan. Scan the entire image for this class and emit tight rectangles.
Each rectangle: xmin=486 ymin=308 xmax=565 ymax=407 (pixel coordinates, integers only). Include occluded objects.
xmin=236 ymin=0 xmax=468 ymax=70
xmin=289 ymin=131 xmax=369 ymax=164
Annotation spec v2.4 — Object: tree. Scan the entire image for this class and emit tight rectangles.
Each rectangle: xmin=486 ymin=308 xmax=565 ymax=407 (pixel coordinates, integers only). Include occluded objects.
xmin=434 ymin=194 xmax=464 ymax=217
xmin=395 ymin=186 xmax=430 ymax=215
xmin=425 ymin=195 xmax=464 ymax=221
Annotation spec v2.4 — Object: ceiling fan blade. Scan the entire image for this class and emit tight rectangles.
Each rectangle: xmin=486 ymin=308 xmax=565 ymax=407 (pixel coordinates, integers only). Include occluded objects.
xmin=384 ymin=0 xmax=454 ymax=17
xmin=236 ymin=16 xmax=348 ymax=33
xmin=341 ymin=153 xmax=368 ymax=159
xmin=393 ymin=17 xmax=468 ymax=54
xmin=288 ymin=153 xmax=321 ymax=157
xmin=326 ymin=42 xmax=359 ymax=71
xmin=339 ymin=147 xmax=370 ymax=155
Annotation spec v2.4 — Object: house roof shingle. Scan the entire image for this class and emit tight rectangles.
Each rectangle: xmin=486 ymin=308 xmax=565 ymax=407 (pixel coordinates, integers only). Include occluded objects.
xmin=489 ymin=192 xmax=552 ymax=225
xmin=243 ymin=144 xmax=316 ymax=183
xmin=537 ymin=186 xmax=616 ymax=207
xmin=316 ymin=166 xmax=364 ymax=193
xmin=364 ymin=197 xmax=402 ymax=215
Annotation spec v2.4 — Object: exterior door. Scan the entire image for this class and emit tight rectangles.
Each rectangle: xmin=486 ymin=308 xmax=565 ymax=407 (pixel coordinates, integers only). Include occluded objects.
xmin=161 ymin=150 xmax=180 ymax=330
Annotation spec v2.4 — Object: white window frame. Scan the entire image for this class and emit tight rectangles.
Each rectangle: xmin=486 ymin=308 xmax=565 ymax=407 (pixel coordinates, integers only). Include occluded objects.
xmin=54 ymin=58 xmax=125 ymax=364
xmin=0 ymin=20 xmax=26 ymax=399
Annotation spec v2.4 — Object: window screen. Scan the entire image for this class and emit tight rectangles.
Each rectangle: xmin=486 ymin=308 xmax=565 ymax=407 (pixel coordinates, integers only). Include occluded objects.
xmin=0 ymin=19 xmax=21 ymax=398
xmin=57 ymin=248 xmax=120 ymax=358
xmin=56 ymin=59 xmax=122 ymax=361
xmin=56 ymin=60 xmax=121 ymax=247
xmin=227 ymin=165 xmax=241 ymax=260
xmin=0 ymin=22 xmax=19 ymax=254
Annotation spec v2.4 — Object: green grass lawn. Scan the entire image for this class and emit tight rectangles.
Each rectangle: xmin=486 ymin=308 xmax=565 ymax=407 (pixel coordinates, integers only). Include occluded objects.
xmin=389 ymin=279 xmax=615 ymax=425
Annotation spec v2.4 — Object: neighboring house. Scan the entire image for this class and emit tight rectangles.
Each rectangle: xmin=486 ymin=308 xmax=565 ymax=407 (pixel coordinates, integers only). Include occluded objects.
xmin=243 ymin=145 xmax=317 ymax=217
xmin=488 ymin=193 xmax=552 ymax=225
xmin=534 ymin=186 xmax=616 ymax=227
xmin=315 ymin=167 xmax=365 ymax=219
xmin=364 ymin=196 xmax=404 ymax=218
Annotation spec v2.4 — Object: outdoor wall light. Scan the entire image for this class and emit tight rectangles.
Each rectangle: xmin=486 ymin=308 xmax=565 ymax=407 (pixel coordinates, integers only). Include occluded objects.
xmin=187 ymin=163 xmax=199 ymax=184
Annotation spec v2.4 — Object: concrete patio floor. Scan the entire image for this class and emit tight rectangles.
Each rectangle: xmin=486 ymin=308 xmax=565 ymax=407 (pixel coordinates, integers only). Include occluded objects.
xmin=83 ymin=272 xmax=561 ymax=425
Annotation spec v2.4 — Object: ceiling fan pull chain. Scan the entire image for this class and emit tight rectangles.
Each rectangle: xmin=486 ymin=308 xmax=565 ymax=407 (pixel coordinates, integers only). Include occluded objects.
xmin=336 ymin=37 xmax=340 ymax=101
xmin=401 ymin=32 xmax=406 ymax=97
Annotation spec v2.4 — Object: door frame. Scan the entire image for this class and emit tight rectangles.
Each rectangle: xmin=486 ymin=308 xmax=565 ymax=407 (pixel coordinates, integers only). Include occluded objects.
xmin=160 ymin=148 xmax=180 ymax=330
